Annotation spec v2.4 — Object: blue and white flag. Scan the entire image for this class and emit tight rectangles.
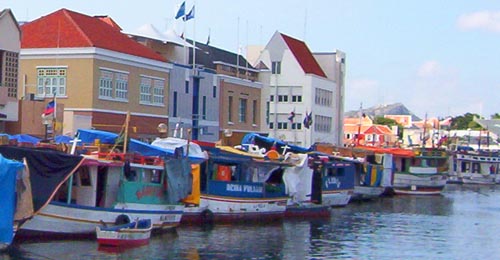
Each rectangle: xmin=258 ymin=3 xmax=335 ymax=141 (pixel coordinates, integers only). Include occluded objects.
xmin=184 ymin=5 xmax=195 ymax=21
xmin=175 ymin=1 xmax=186 ymax=19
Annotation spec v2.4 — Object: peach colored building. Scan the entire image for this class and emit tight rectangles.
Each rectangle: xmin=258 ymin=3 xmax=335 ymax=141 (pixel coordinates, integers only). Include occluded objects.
xmin=16 ymin=9 xmax=172 ymax=139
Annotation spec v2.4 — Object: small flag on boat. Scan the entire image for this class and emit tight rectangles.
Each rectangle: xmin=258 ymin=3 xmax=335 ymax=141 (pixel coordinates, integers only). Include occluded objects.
xmin=43 ymin=100 xmax=55 ymax=116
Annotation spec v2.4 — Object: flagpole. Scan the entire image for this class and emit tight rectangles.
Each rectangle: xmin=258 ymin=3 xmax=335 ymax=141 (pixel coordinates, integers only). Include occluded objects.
xmin=192 ymin=0 xmax=196 ymax=71
xmin=236 ymin=17 xmax=240 ymax=78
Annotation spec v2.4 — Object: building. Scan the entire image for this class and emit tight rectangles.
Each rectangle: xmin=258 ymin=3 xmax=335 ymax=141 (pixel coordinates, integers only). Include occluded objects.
xmin=188 ymin=40 xmax=264 ymax=145
xmin=256 ymin=32 xmax=346 ymax=147
xmin=17 ymin=9 xmax=171 ymax=139
xmin=0 ymin=9 xmax=21 ymax=132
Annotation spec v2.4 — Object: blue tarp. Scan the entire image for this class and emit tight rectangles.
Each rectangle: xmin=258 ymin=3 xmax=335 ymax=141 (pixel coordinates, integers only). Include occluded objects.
xmin=54 ymin=135 xmax=78 ymax=144
xmin=0 ymin=154 xmax=24 ymax=246
xmin=9 ymin=134 xmax=41 ymax=144
xmin=76 ymin=129 xmax=206 ymax=164
xmin=241 ymin=133 xmax=311 ymax=154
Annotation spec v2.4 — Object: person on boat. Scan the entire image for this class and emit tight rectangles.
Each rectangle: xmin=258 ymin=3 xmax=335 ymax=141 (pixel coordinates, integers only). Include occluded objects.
xmin=490 ymin=165 xmax=496 ymax=175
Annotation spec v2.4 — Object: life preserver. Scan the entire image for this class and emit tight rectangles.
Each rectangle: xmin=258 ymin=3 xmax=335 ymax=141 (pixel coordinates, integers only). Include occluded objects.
xmin=114 ymin=214 xmax=131 ymax=225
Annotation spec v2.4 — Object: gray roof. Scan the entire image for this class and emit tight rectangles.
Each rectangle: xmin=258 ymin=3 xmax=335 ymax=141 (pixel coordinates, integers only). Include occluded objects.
xmin=186 ymin=40 xmax=255 ymax=71
xmin=476 ymin=119 xmax=500 ymax=137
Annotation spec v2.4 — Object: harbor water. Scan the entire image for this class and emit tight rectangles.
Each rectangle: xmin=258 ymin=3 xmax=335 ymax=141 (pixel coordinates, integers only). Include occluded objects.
xmin=3 ymin=184 xmax=500 ymax=259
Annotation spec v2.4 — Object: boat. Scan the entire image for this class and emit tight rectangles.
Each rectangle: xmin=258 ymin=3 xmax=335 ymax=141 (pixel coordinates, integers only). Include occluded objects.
xmin=10 ymin=129 xmax=192 ymax=238
xmin=449 ymin=149 xmax=500 ymax=185
xmin=96 ymin=219 xmax=152 ymax=247
xmin=282 ymin=153 xmax=330 ymax=218
xmin=352 ymin=146 xmax=449 ymax=195
xmin=315 ymin=144 xmax=391 ymax=201
xmin=0 ymin=154 xmax=24 ymax=251
xmin=241 ymin=134 xmax=355 ymax=207
xmin=179 ymin=144 xmax=292 ymax=224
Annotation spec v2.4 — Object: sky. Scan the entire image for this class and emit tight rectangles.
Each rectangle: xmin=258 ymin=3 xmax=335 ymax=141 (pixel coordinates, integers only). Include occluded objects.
xmin=4 ymin=0 xmax=500 ymax=119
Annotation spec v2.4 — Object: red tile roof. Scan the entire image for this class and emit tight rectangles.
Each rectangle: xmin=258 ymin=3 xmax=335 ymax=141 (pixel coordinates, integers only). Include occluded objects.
xmin=280 ymin=33 xmax=326 ymax=78
xmin=21 ymin=9 xmax=166 ymax=62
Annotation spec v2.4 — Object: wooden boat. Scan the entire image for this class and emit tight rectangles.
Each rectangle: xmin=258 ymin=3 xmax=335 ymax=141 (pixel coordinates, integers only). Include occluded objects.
xmin=180 ymin=144 xmax=292 ymax=224
xmin=12 ymin=129 xmax=190 ymax=238
xmin=449 ymin=150 xmax=500 ymax=185
xmin=352 ymin=146 xmax=449 ymax=195
xmin=96 ymin=219 xmax=152 ymax=247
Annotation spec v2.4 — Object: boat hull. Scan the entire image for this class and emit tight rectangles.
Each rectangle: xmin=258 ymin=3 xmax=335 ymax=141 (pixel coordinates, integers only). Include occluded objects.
xmin=96 ymin=226 xmax=151 ymax=247
xmin=190 ymin=195 xmax=287 ymax=224
xmin=393 ymin=173 xmax=447 ymax=195
xmin=284 ymin=203 xmax=331 ymax=218
xmin=350 ymin=185 xmax=386 ymax=201
xmin=321 ymin=190 xmax=352 ymax=207
xmin=18 ymin=202 xmax=183 ymax=238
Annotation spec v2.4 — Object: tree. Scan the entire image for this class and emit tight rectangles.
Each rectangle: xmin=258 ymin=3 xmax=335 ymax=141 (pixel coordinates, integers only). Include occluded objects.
xmin=373 ymin=116 xmax=403 ymax=139
xmin=450 ymin=113 xmax=482 ymax=130
xmin=492 ymin=113 xmax=500 ymax=119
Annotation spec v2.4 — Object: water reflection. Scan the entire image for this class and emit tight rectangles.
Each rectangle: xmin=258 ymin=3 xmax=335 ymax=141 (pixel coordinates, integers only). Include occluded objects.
xmin=4 ymin=185 xmax=500 ymax=259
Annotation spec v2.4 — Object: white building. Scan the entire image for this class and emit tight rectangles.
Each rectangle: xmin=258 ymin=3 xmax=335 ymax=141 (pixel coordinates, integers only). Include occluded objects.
xmin=256 ymin=32 xmax=346 ymax=147
xmin=0 ymin=9 xmax=21 ymax=130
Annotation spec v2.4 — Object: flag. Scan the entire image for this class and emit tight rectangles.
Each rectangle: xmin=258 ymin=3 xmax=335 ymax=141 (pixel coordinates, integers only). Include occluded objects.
xmin=183 ymin=5 xmax=195 ymax=21
xmin=175 ymin=1 xmax=186 ymax=19
xmin=43 ymin=100 xmax=55 ymax=116
xmin=288 ymin=111 xmax=295 ymax=123
xmin=303 ymin=111 xmax=312 ymax=129
xmin=206 ymin=32 xmax=210 ymax=45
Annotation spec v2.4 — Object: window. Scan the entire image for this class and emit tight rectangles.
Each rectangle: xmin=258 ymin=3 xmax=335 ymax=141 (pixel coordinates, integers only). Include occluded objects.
xmin=252 ymin=100 xmax=257 ymax=125
xmin=140 ymin=76 xmax=164 ymax=105
xmin=37 ymin=67 xmax=67 ymax=97
xmin=270 ymin=95 xmax=274 ymax=102
xmin=277 ymin=122 xmax=288 ymax=129
xmin=278 ymin=95 xmax=288 ymax=102
xmin=173 ymin=91 xmax=178 ymax=117
xmin=152 ymin=79 xmax=164 ymax=105
xmin=315 ymin=88 xmax=332 ymax=106
xmin=228 ymin=96 xmax=233 ymax=122
xmin=202 ymin=96 xmax=207 ymax=120
xmin=269 ymin=122 xmax=274 ymax=129
xmin=185 ymin=80 xmax=189 ymax=93
xmin=213 ymin=86 xmax=217 ymax=98
xmin=292 ymin=95 xmax=302 ymax=103
xmin=1 ymin=51 xmax=19 ymax=98
xmin=239 ymin=98 xmax=247 ymax=123
xmin=272 ymin=61 xmax=281 ymax=74
xmin=291 ymin=123 xmax=302 ymax=130
xmin=266 ymin=102 xmax=270 ymax=125
xmin=140 ymin=77 xmax=152 ymax=103
xmin=99 ymin=69 xmax=129 ymax=101
xmin=115 ymin=73 xmax=128 ymax=101
xmin=99 ymin=70 xmax=113 ymax=98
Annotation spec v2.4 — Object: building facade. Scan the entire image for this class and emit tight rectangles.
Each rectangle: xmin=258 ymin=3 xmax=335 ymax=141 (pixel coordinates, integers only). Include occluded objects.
xmin=17 ymin=9 xmax=171 ymax=139
xmin=256 ymin=32 xmax=346 ymax=147
xmin=0 ymin=9 xmax=21 ymax=132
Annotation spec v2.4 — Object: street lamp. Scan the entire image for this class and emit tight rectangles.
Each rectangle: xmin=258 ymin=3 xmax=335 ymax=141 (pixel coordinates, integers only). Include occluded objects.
xmin=157 ymin=123 xmax=168 ymax=138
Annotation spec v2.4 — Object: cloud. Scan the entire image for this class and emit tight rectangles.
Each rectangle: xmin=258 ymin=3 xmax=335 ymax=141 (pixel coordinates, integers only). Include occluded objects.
xmin=417 ymin=61 xmax=441 ymax=78
xmin=457 ymin=10 xmax=500 ymax=32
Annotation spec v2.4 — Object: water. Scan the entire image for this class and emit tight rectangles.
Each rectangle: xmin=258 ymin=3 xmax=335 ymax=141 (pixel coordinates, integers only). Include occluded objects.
xmin=3 ymin=184 xmax=500 ymax=259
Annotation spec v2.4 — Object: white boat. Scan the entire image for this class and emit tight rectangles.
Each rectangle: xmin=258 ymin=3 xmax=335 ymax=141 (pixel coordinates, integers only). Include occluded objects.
xmin=450 ymin=150 xmax=500 ymax=185
xmin=392 ymin=148 xmax=449 ymax=195
xmin=96 ymin=219 xmax=152 ymax=247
